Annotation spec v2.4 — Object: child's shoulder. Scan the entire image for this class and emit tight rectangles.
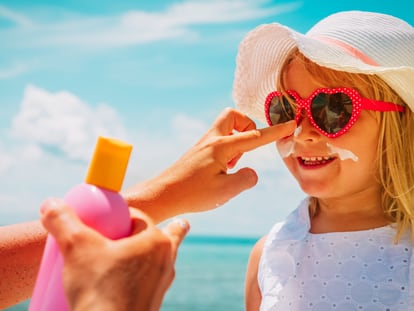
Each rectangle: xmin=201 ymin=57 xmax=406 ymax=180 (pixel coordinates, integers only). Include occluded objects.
xmin=264 ymin=198 xmax=310 ymax=241
xmin=251 ymin=235 xmax=267 ymax=256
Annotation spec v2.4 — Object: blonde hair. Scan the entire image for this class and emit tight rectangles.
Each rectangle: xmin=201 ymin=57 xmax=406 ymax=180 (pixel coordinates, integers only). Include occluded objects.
xmin=277 ymin=50 xmax=414 ymax=243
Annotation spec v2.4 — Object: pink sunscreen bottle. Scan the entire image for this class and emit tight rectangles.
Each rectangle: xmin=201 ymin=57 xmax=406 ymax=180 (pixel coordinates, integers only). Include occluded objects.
xmin=29 ymin=136 xmax=133 ymax=311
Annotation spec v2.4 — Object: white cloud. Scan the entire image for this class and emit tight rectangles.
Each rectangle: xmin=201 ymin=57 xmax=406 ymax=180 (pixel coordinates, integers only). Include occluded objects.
xmin=0 ymin=147 xmax=13 ymax=174
xmin=165 ymin=0 xmax=299 ymax=24
xmin=1 ymin=1 xmax=302 ymax=49
xmin=11 ymin=85 xmax=128 ymax=161
xmin=122 ymin=0 xmax=299 ymax=27
xmin=0 ymin=146 xmax=86 ymax=223
xmin=0 ymin=85 xmax=130 ymax=222
xmin=0 ymin=63 xmax=30 ymax=79
xmin=0 ymin=5 xmax=33 ymax=27
xmin=171 ymin=114 xmax=209 ymax=144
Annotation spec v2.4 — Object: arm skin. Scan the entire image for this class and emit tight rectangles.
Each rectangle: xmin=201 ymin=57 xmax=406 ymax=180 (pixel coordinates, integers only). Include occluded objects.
xmin=0 ymin=108 xmax=295 ymax=308
xmin=0 ymin=221 xmax=47 ymax=309
xmin=245 ymin=236 xmax=266 ymax=311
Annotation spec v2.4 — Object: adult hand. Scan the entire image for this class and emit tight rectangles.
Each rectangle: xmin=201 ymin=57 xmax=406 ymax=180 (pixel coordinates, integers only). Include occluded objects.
xmin=124 ymin=107 xmax=296 ymax=222
xmin=40 ymin=198 xmax=189 ymax=311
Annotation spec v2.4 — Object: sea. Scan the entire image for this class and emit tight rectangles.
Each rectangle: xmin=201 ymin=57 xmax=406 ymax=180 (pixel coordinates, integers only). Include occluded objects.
xmin=5 ymin=235 xmax=258 ymax=311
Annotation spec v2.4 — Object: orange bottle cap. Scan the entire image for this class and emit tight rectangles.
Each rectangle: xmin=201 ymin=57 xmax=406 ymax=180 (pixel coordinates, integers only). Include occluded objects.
xmin=85 ymin=136 xmax=132 ymax=192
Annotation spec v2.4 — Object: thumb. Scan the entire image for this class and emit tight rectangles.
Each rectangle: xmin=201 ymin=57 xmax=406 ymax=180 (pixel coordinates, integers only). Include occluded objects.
xmin=221 ymin=167 xmax=258 ymax=198
xmin=162 ymin=218 xmax=190 ymax=261
xmin=40 ymin=198 xmax=100 ymax=255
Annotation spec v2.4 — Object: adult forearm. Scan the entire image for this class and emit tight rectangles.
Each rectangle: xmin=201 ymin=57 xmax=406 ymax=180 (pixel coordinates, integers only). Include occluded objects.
xmin=0 ymin=220 xmax=47 ymax=309
xmin=123 ymin=176 xmax=185 ymax=224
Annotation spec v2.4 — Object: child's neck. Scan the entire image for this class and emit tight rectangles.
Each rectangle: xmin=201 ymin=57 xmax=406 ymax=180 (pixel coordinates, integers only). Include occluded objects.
xmin=309 ymin=196 xmax=388 ymax=233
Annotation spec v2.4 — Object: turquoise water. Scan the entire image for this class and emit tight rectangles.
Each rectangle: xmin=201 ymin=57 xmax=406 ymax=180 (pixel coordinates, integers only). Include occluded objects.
xmin=5 ymin=235 xmax=257 ymax=311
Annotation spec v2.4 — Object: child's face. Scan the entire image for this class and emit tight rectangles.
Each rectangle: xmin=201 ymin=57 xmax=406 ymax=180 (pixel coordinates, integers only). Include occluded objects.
xmin=278 ymin=58 xmax=381 ymax=200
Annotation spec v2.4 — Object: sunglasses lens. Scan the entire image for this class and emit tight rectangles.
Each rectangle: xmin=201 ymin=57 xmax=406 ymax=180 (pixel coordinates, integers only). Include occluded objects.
xmin=268 ymin=95 xmax=295 ymax=125
xmin=311 ymin=93 xmax=353 ymax=134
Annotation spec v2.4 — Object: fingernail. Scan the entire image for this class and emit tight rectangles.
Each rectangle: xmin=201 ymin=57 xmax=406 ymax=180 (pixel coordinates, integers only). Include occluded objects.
xmin=173 ymin=218 xmax=190 ymax=232
xmin=40 ymin=197 xmax=60 ymax=215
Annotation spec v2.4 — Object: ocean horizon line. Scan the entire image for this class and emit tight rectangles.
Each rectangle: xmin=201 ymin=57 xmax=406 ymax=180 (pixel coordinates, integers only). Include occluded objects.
xmin=183 ymin=234 xmax=260 ymax=246
xmin=0 ymin=223 xmax=261 ymax=246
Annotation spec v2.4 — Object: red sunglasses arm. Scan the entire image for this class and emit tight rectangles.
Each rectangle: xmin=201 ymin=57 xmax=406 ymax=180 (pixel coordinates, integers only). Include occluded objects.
xmin=361 ymin=99 xmax=405 ymax=112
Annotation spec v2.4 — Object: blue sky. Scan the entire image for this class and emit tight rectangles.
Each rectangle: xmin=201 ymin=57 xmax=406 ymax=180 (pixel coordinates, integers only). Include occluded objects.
xmin=1 ymin=0 xmax=412 ymax=236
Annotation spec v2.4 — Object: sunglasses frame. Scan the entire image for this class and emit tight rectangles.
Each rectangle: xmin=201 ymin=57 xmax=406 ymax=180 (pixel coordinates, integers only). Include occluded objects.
xmin=264 ymin=87 xmax=405 ymax=138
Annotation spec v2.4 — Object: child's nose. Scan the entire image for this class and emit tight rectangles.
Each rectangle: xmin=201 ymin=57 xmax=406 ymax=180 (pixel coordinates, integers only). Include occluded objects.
xmin=294 ymin=113 xmax=322 ymax=142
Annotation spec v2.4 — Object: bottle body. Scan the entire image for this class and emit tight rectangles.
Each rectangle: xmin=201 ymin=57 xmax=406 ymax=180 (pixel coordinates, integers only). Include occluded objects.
xmin=29 ymin=183 xmax=131 ymax=311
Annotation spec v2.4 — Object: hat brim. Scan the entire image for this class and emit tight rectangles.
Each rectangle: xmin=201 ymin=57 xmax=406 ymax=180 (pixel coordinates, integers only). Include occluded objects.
xmin=233 ymin=23 xmax=414 ymax=123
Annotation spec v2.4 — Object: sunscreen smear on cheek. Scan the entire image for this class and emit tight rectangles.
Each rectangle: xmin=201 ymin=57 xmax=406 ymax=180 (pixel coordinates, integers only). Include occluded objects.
xmin=326 ymin=143 xmax=359 ymax=162
xmin=277 ymin=139 xmax=295 ymax=158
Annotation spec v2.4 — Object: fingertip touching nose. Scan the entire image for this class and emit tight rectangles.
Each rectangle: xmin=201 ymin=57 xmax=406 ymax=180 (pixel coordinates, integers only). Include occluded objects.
xmin=294 ymin=114 xmax=322 ymax=142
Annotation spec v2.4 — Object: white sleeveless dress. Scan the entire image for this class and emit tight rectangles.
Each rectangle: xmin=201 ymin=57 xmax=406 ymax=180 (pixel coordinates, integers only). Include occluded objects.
xmin=258 ymin=198 xmax=414 ymax=311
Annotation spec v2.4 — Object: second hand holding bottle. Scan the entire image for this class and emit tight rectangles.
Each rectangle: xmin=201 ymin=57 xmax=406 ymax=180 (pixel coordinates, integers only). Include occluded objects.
xmin=29 ymin=136 xmax=133 ymax=311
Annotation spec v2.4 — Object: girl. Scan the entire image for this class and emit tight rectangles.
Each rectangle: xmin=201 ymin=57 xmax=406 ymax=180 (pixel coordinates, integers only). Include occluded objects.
xmin=233 ymin=11 xmax=414 ymax=310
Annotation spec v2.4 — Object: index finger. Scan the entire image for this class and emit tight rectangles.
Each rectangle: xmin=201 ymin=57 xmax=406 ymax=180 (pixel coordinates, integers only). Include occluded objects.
xmin=224 ymin=120 xmax=296 ymax=153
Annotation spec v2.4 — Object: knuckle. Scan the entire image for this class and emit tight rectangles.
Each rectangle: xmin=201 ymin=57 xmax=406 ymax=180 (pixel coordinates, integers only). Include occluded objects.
xmin=148 ymin=228 xmax=172 ymax=250
xmin=217 ymin=107 xmax=237 ymax=123
xmin=222 ymin=107 xmax=236 ymax=115
xmin=250 ymin=129 xmax=262 ymax=138
xmin=169 ymin=267 xmax=176 ymax=282
xmin=206 ymin=135 xmax=227 ymax=148
xmin=61 ymin=228 xmax=86 ymax=253
xmin=196 ymin=136 xmax=228 ymax=160
xmin=43 ymin=206 xmax=61 ymax=221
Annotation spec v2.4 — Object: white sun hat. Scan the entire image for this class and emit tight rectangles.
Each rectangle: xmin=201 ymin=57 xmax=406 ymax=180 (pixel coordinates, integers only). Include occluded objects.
xmin=233 ymin=11 xmax=414 ymax=124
